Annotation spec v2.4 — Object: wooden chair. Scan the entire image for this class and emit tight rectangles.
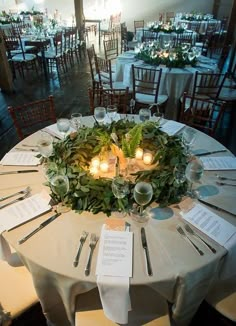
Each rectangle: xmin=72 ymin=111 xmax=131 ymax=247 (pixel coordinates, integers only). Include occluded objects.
xmin=134 ymin=20 xmax=144 ymax=34
xmin=0 ymin=260 xmax=38 ymax=326
xmin=174 ymin=31 xmax=194 ymax=47
xmin=165 ymin=12 xmax=175 ymax=23
xmin=142 ymin=30 xmax=159 ymax=43
xmin=103 ymin=38 xmax=119 ymax=62
xmin=87 ymin=45 xmax=100 ymax=91
xmin=88 ymin=87 xmax=130 ymax=114
xmin=131 ymin=65 xmax=168 ymax=112
xmin=75 ymin=286 xmax=170 ymax=326
xmin=179 ymin=92 xmax=226 ymax=137
xmin=8 ymin=95 xmax=56 ymax=140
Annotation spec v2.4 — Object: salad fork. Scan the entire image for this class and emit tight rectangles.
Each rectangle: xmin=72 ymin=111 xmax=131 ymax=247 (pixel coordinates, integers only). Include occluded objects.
xmin=215 ymin=174 xmax=236 ymax=182
xmin=85 ymin=233 xmax=99 ymax=276
xmin=0 ymin=190 xmax=30 ymax=209
xmin=184 ymin=224 xmax=216 ymax=253
xmin=176 ymin=225 xmax=204 ymax=256
xmin=0 ymin=186 xmax=31 ymax=202
xmin=216 ymin=181 xmax=236 ymax=187
xmin=73 ymin=231 xmax=89 ymax=267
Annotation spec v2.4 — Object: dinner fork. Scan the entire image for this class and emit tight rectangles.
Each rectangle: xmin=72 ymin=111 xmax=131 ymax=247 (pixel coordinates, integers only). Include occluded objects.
xmin=215 ymin=174 xmax=236 ymax=182
xmin=0 ymin=186 xmax=31 ymax=202
xmin=0 ymin=191 xmax=30 ymax=209
xmin=73 ymin=231 xmax=89 ymax=267
xmin=85 ymin=233 xmax=99 ymax=276
xmin=216 ymin=181 xmax=236 ymax=187
xmin=176 ymin=225 xmax=204 ymax=256
xmin=184 ymin=224 xmax=216 ymax=254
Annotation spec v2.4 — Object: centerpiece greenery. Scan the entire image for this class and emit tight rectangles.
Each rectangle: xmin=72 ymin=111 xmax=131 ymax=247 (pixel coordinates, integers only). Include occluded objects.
xmin=149 ymin=23 xmax=184 ymax=34
xmin=45 ymin=120 xmax=188 ymax=216
xmin=136 ymin=43 xmax=197 ymax=68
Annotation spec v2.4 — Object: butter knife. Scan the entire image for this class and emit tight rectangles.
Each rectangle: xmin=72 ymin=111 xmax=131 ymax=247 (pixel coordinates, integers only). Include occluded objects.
xmin=0 ymin=170 xmax=38 ymax=175
xmin=15 ymin=148 xmax=39 ymax=152
xmin=195 ymin=150 xmax=227 ymax=156
xmin=198 ymin=198 xmax=236 ymax=217
xmin=141 ymin=227 xmax=153 ymax=276
xmin=18 ymin=212 xmax=61 ymax=244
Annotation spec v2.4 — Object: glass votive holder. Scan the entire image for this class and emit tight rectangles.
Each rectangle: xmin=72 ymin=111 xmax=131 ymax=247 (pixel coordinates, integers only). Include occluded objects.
xmin=143 ymin=152 xmax=153 ymax=165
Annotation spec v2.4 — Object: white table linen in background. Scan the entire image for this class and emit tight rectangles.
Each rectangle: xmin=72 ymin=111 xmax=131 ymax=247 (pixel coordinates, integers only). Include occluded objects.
xmin=1 ymin=120 xmax=236 ymax=326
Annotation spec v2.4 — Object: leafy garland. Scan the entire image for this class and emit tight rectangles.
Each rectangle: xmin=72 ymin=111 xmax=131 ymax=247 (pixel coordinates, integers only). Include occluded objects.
xmin=149 ymin=25 xmax=185 ymax=34
xmin=45 ymin=120 xmax=188 ymax=216
xmin=136 ymin=45 xmax=197 ymax=68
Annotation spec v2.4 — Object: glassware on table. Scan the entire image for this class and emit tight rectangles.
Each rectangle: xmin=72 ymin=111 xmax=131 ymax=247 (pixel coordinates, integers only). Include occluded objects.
xmin=187 ymin=50 xmax=196 ymax=62
xmin=132 ymin=181 xmax=153 ymax=222
xmin=94 ymin=107 xmax=106 ymax=125
xmin=112 ymin=176 xmax=130 ymax=199
xmin=182 ymin=127 xmax=197 ymax=153
xmin=152 ymin=109 xmax=164 ymax=125
xmin=185 ymin=157 xmax=204 ymax=198
xmin=139 ymin=108 xmax=151 ymax=122
xmin=57 ymin=118 xmax=70 ymax=137
xmin=106 ymin=105 xmax=117 ymax=122
xmin=50 ymin=174 xmax=70 ymax=213
xmin=37 ymin=132 xmax=53 ymax=158
xmin=71 ymin=112 xmax=82 ymax=131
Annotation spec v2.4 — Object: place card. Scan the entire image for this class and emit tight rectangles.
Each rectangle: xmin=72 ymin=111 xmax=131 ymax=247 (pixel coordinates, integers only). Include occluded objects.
xmin=200 ymin=157 xmax=236 ymax=170
xmin=96 ymin=229 xmax=133 ymax=277
xmin=182 ymin=203 xmax=236 ymax=246
xmin=160 ymin=120 xmax=185 ymax=136
xmin=0 ymin=151 xmax=41 ymax=166
xmin=0 ymin=191 xmax=51 ymax=233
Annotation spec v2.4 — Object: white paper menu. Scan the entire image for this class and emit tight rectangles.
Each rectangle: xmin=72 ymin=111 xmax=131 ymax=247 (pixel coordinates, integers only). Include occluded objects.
xmin=200 ymin=157 xmax=236 ymax=170
xmin=182 ymin=204 xmax=236 ymax=246
xmin=96 ymin=230 xmax=133 ymax=277
xmin=0 ymin=152 xmax=40 ymax=166
xmin=160 ymin=120 xmax=185 ymax=136
xmin=0 ymin=192 xmax=51 ymax=232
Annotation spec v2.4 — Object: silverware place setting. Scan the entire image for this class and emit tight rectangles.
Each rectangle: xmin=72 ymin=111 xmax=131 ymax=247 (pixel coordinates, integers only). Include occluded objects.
xmin=0 ymin=187 xmax=31 ymax=209
xmin=215 ymin=174 xmax=236 ymax=182
xmin=184 ymin=224 xmax=216 ymax=253
xmin=176 ymin=225 xmax=204 ymax=256
xmin=0 ymin=186 xmax=31 ymax=202
xmin=216 ymin=181 xmax=236 ymax=187
xmin=73 ymin=231 xmax=89 ymax=267
xmin=85 ymin=233 xmax=99 ymax=276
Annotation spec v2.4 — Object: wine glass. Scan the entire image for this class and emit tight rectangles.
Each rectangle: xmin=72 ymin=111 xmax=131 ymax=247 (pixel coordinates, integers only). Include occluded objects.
xmin=112 ymin=176 xmax=130 ymax=199
xmin=37 ymin=132 xmax=53 ymax=158
xmin=182 ymin=127 xmax=197 ymax=153
xmin=71 ymin=112 xmax=82 ymax=131
xmin=185 ymin=158 xmax=204 ymax=198
xmin=94 ymin=107 xmax=106 ymax=124
xmin=139 ymin=108 xmax=151 ymax=122
xmin=152 ymin=108 xmax=164 ymax=125
xmin=132 ymin=182 xmax=153 ymax=222
xmin=57 ymin=118 xmax=70 ymax=137
xmin=106 ymin=105 xmax=117 ymax=122
xmin=187 ymin=50 xmax=196 ymax=62
xmin=50 ymin=174 xmax=70 ymax=213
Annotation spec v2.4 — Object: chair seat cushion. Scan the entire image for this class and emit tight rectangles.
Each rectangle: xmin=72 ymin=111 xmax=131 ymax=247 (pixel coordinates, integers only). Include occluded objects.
xmin=218 ymin=87 xmax=236 ymax=101
xmin=136 ymin=93 xmax=168 ymax=105
xmin=11 ymin=53 xmax=37 ymax=62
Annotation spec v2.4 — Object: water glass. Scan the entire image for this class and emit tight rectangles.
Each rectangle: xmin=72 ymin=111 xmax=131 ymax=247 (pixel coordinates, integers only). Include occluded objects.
xmin=139 ymin=108 xmax=151 ymax=122
xmin=37 ymin=132 xmax=53 ymax=158
xmin=71 ymin=113 xmax=82 ymax=131
xmin=94 ymin=107 xmax=106 ymax=124
xmin=57 ymin=118 xmax=70 ymax=137
xmin=107 ymin=105 xmax=117 ymax=122
xmin=153 ymin=110 xmax=164 ymax=124
xmin=185 ymin=158 xmax=204 ymax=198
xmin=182 ymin=127 xmax=197 ymax=151
xmin=50 ymin=174 xmax=70 ymax=213
xmin=132 ymin=182 xmax=153 ymax=222
xmin=112 ymin=176 xmax=130 ymax=199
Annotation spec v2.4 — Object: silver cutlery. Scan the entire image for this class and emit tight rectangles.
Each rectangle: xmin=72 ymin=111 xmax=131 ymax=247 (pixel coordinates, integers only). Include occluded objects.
xmin=141 ymin=227 xmax=153 ymax=276
xmin=85 ymin=233 xmax=99 ymax=276
xmin=195 ymin=150 xmax=227 ymax=157
xmin=198 ymin=198 xmax=236 ymax=217
xmin=0 ymin=186 xmax=31 ymax=202
xmin=22 ymin=144 xmax=38 ymax=148
xmin=0 ymin=191 xmax=30 ymax=209
xmin=0 ymin=170 xmax=38 ymax=175
xmin=176 ymin=225 xmax=204 ymax=256
xmin=73 ymin=231 xmax=89 ymax=267
xmin=18 ymin=212 xmax=61 ymax=244
xmin=216 ymin=181 xmax=236 ymax=187
xmin=215 ymin=174 xmax=236 ymax=182
xmin=184 ymin=224 xmax=216 ymax=253
xmin=15 ymin=147 xmax=38 ymax=152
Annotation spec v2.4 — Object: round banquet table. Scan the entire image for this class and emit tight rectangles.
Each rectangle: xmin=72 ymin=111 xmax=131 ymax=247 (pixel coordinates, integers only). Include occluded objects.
xmin=115 ymin=52 xmax=218 ymax=120
xmin=1 ymin=116 xmax=236 ymax=326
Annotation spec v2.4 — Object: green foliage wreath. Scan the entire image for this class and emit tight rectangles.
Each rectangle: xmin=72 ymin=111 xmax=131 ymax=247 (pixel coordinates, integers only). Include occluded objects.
xmin=45 ymin=120 xmax=188 ymax=216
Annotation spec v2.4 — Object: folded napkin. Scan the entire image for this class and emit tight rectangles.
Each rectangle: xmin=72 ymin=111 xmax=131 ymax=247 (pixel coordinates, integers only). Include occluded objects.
xmin=96 ymin=222 xmax=132 ymax=324
xmin=43 ymin=123 xmax=75 ymax=140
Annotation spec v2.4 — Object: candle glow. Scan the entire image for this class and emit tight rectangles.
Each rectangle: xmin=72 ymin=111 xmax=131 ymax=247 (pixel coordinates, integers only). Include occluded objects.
xmin=100 ymin=161 xmax=109 ymax=172
xmin=91 ymin=156 xmax=100 ymax=168
xmin=143 ymin=153 xmax=153 ymax=165
xmin=135 ymin=147 xmax=144 ymax=160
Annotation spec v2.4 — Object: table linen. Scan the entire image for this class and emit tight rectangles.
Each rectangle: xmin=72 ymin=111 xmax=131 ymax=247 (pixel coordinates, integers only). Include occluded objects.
xmin=1 ymin=118 xmax=236 ymax=326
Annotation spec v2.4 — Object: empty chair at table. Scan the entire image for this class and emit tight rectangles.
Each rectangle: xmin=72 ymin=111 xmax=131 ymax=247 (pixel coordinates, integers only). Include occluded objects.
xmin=131 ymin=64 xmax=168 ymax=113
xmin=8 ymin=95 xmax=56 ymax=140
xmin=142 ymin=30 xmax=159 ymax=43
xmin=103 ymin=38 xmax=119 ymax=62
xmin=179 ymin=92 xmax=226 ymax=137
xmin=134 ymin=20 xmax=144 ymax=34
xmin=174 ymin=31 xmax=194 ymax=47
xmin=88 ymin=87 xmax=130 ymax=114
xmin=87 ymin=44 xmax=100 ymax=91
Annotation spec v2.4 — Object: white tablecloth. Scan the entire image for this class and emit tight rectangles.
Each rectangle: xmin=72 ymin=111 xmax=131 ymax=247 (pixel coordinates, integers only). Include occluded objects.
xmin=1 ymin=118 xmax=236 ymax=326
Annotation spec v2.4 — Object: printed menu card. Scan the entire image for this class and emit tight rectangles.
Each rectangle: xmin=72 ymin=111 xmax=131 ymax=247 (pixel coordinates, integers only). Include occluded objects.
xmin=200 ymin=157 xmax=236 ymax=170
xmin=182 ymin=203 xmax=236 ymax=246
xmin=0 ymin=151 xmax=40 ymax=166
xmin=160 ymin=121 xmax=185 ymax=136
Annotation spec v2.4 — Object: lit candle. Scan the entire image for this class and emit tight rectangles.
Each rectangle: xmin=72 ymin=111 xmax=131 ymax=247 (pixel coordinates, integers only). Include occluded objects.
xmin=100 ymin=161 xmax=109 ymax=172
xmin=91 ymin=156 xmax=100 ymax=168
xmin=143 ymin=153 xmax=153 ymax=165
xmin=90 ymin=166 xmax=99 ymax=175
xmin=135 ymin=147 xmax=143 ymax=160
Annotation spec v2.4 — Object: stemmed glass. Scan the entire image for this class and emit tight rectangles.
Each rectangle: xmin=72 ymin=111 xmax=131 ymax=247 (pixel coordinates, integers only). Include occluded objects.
xmin=50 ymin=174 xmax=70 ymax=213
xmin=182 ymin=127 xmax=197 ymax=154
xmin=71 ymin=113 xmax=82 ymax=131
xmin=132 ymin=182 xmax=153 ymax=222
xmin=37 ymin=132 xmax=53 ymax=158
xmin=111 ymin=176 xmax=130 ymax=216
xmin=185 ymin=157 xmax=204 ymax=198
xmin=94 ymin=107 xmax=106 ymax=125
xmin=106 ymin=105 xmax=117 ymax=122
xmin=57 ymin=118 xmax=70 ymax=137
xmin=152 ymin=107 xmax=164 ymax=125
xmin=139 ymin=108 xmax=151 ymax=122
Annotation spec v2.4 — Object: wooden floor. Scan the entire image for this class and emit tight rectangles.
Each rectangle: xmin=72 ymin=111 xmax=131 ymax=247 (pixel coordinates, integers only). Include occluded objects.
xmin=1 ymin=33 xmax=236 ymax=325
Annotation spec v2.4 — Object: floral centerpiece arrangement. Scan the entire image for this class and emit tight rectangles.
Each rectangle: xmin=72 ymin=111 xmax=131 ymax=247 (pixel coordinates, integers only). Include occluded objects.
xmin=45 ymin=120 xmax=188 ymax=216
xmin=180 ymin=12 xmax=214 ymax=21
xmin=135 ymin=42 xmax=198 ymax=68
xmin=148 ymin=22 xmax=185 ymax=34
xmin=0 ymin=11 xmax=21 ymax=24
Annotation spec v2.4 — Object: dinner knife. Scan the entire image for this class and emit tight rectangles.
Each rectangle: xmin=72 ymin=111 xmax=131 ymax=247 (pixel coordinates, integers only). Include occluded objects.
xmin=18 ymin=212 xmax=61 ymax=244
xmin=141 ymin=227 xmax=153 ymax=276
xmin=195 ymin=150 xmax=227 ymax=157
xmin=198 ymin=198 xmax=236 ymax=217
xmin=0 ymin=170 xmax=38 ymax=175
